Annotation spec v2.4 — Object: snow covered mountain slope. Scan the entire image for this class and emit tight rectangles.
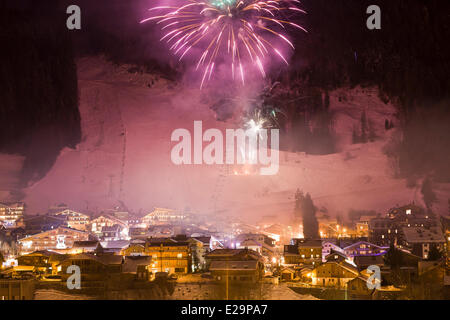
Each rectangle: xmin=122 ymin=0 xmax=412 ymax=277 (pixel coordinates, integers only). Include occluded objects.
xmin=23 ymin=57 xmax=449 ymax=220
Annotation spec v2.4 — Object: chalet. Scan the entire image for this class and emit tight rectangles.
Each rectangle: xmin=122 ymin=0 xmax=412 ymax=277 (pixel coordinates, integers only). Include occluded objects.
xmin=355 ymin=216 xmax=373 ymax=238
xmin=283 ymin=245 xmax=301 ymax=265
xmin=279 ymin=267 xmax=296 ymax=281
xmin=90 ymin=215 xmax=127 ymax=234
xmin=0 ymin=279 xmax=35 ymax=300
xmin=59 ymin=253 xmax=123 ymax=281
xmin=142 ymin=208 xmax=185 ymax=226
xmin=347 ymin=275 xmax=375 ymax=300
xmin=100 ymin=225 xmax=122 ymax=241
xmin=236 ymin=239 xmax=275 ymax=258
xmin=18 ymin=226 xmax=90 ymax=254
xmin=284 ymin=239 xmax=322 ymax=265
xmin=324 ymin=251 xmax=349 ymax=263
xmin=0 ymin=202 xmax=25 ymax=229
xmin=122 ymin=256 xmax=152 ymax=281
xmin=402 ymin=226 xmax=445 ymax=259
xmin=17 ymin=250 xmax=53 ymax=273
xmin=129 ymin=227 xmax=150 ymax=239
xmin=310 ymin=261 xmax=359 ymax=288
xmin=298 ymin=265 xmax=314 ymax=281
xmin=23 ymin=215 xmax=66 ymax=234
xmin=0 ymin=230 xmax=18 ymax=259
xmin=369 ymin=204 xmax=438 ymax=246
xmin=317 ymin=215 xmax=339 ymax=238
xmin=353 ymin=255 xmax=385 ymax=271
xmin=145 ymin=240 xmax=191 ymax=274
xmin=147 ymin=224 xmax=175 ymax=238
xmin=343 ymin=241 xmax=388 ymax=259
xmin=70 ymin=240 xmax=101 ymax=254
xmin=99 ymin=240 xmax=130 ymax=254
xmin=188 ymin=236 xmax=212 ymax=272
xmin=235 ymin=233 xmax=276 ymax=247
xmin=209 ymin=260 xmax=264 ymax=283
xmin=205 ymin=248 xmax=262 ymax=264
xmin=16 ymin=250 xmax=69 ymax=275
xmin=322 ymin=241 xmax=345 ymax=262
xmin=51 ymin=209 xmax=90 ymax=231
xmin=121 ymin=243 xmax=146 ymax=256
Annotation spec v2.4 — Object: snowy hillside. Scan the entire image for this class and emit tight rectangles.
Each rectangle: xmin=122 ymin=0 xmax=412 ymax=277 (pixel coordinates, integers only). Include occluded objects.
xmin=22 ymin=57 xmax=449 ymax=220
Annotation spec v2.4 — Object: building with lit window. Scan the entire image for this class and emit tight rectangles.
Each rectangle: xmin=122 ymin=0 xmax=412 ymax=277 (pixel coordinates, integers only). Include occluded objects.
xmin=142 ymin=208 xmax=186 ymax=226
xmin=0 ymin=202 xmax=25 ymax=228
xmin=402 ymin=226 xmax=446 ymax=259
xmin=90 ymin=214 xmax=128 ymax=240
xmin=283 ymin=239 xmax=322 ymax=266
xmin=18 ymin=226 xmax=90 ymax=254
xmin=145 ymin=239 xmax=191 ymax=274
xmin=343 ymin=241 xmax=389 ymax=259
xmin=51 ymin=209 xmax=90 ymax=231
xmin=0 ymin=279 xmax=35 ymax=300
xmin=310 ymin=260 xmax=359 ymax=288
xmin=58 ymin=253 xmax=123 ymax=281
xmin=369 ymin=204 xmax=438 ymax=246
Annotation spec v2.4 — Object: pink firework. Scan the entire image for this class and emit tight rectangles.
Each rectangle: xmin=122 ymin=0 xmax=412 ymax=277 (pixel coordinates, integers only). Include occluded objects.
xmin=141 ymin=0 xmax=307 ymax=88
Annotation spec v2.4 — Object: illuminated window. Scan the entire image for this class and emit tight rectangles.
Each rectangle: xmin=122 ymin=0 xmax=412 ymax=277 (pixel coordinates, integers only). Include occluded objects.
xmin=177 ymin=253 xmax=182 ymax=259
xmin=406 ymin=209 xmax=411 ymax=215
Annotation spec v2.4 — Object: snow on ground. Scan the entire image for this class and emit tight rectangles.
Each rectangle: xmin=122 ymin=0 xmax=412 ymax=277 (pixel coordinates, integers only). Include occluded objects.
xmin=169 ymin=282 xmax=318 ymax=300
xmin=22 ymin=56 xmax=448 ymax=219
xmin=34 ymin=289 xmax=96 ymax=300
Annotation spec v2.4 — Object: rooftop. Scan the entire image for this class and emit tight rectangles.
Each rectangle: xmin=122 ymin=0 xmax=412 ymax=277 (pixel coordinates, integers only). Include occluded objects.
xmin=402 ymin=226 xmax=445 ymax=243
xmin=209 ymin=260 xmax=259 ymax=271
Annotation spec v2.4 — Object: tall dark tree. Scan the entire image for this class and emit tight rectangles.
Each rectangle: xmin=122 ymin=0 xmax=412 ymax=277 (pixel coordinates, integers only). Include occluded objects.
xmin=427 ymin=246 xmax=442 ymax=261
xmin=295 ymin=190 xmax=319 ymax=239
xmin=294 ymin=189 xmax=303 ymax=224
xmin=384 ymin=244 xmax=403 ymax=269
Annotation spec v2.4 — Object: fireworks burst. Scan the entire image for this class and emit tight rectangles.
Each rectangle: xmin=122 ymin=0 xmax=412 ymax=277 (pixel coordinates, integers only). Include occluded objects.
xmin=244 ymin=109 xmax=272 ymax=136
xmin=141 ymin=0 xmax=307 ymax=88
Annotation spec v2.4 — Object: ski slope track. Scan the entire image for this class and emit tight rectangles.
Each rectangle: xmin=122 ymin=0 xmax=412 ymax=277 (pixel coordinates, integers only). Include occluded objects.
xmin=22 ymin=57 xmax=449 ymax=221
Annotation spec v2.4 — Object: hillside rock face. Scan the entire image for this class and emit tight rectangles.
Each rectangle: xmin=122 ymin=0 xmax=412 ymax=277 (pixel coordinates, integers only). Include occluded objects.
xmin=0 ymin=2 xmax=81 ymax=188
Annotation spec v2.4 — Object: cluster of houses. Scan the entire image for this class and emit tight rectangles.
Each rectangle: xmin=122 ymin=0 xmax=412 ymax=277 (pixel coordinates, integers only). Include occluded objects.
xmin=0 ymin=201 xmax=449 ymax=299
xmin=278 ymin=204 xmax=450 ymax=299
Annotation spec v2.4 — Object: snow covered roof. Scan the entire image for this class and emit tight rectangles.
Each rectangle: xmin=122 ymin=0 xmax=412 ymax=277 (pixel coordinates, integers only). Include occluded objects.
xmin=100 ymin=240 xmax=130 ymax=249
xmin=72 ymin=241 xmax=99 ymax=248
xmin=293 ymin=239 xmax=322 ymax=248
xmin=343 ymin=241 xmax=388 ymax=251
xmin=402 ymin=226 xmax=445 ymax=243
xmin=191 ymin=236 xmax=211 ymax=244
xmin=123 ymin=256 xmax=152 ymax=273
